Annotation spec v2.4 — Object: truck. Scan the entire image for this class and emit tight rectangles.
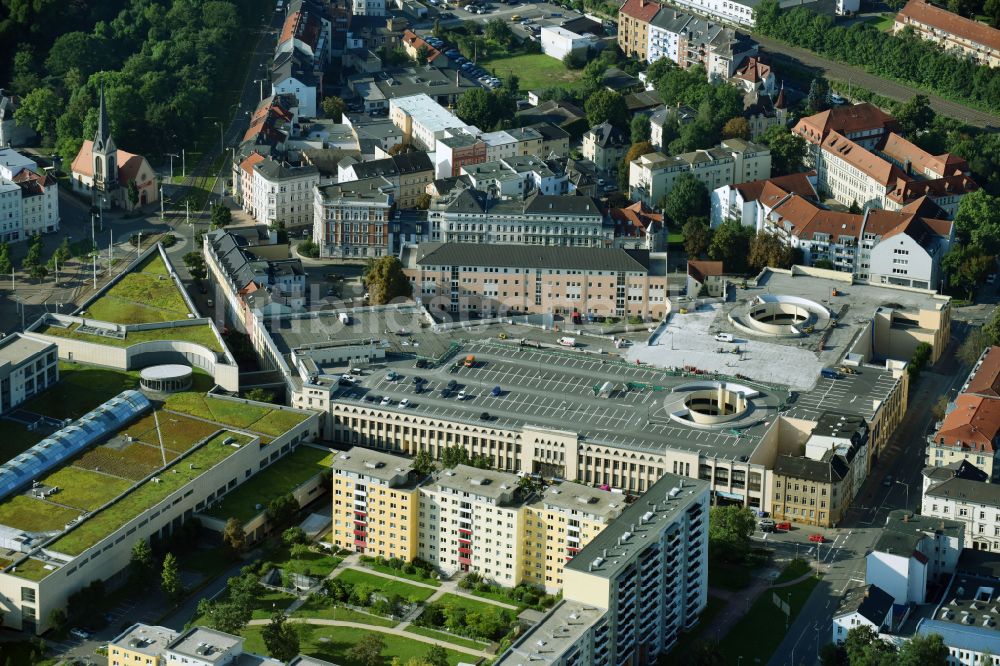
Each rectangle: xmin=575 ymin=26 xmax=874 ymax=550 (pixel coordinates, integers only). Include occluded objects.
xmin=557 ymin=336 xmax=576 ymax=347
xmin=464 ymin=354 xmax=476 ymax=368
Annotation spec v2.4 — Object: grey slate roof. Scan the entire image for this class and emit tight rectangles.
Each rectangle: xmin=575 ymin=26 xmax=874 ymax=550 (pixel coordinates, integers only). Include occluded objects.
xmin=773 ymin=454 xmax=848 ymax=483
xmin=254 ymin=158 xmax=319 ymax=181
xmin=348 ymin=152 xmax=433 ymax=179
xmin=874 ymin=509 xmax=964 ymax=556
xmin=836 ymin=584 xmax=894 ymax=627
xmin=925 ymin=476 xmax=1000 ymax=508
xmin=272 ymin=50 xmax=317 ymax=87
xmin=587 ymin=122 xmax=628 ymax=149
xmin=436 ymin=189 xmax=601 ymax=217
xmin=413 ymin=242 xmax=652 ymax=272
xmin=923 ymin=460 xmax=990 ymax=485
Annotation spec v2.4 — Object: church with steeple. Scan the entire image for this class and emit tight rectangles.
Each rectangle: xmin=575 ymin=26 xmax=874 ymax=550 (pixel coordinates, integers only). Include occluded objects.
xmin=70 ymin=84 xmax=158 ymax=211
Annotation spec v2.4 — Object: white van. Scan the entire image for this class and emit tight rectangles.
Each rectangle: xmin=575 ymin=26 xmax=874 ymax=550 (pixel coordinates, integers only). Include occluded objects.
xmin=339 ymin=312 xmax=352 ymax=325
xmin=714 ymin=332 xmax=734 ymax=342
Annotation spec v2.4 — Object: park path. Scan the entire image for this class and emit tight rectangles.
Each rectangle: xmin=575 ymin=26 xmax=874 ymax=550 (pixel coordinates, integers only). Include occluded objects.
xmin=700 ymin=568 xmax=819 ymax=644
xmin=245 ymin=617 xmax=491 ymax=658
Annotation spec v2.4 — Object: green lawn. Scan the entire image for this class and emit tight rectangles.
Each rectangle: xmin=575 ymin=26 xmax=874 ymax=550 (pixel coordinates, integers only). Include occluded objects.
xmin=0 ymin=640 xmax=58 ymax=666
xmin=718 ymin=563 xmax=822 ymax=664
xmin=35 ymin=322 xmax=223 ymax=353
xmin=39 ymin=466 xmax=133 ymax=511
xmin=47 ymin=431 xmax=251 ymax=557
xmin=249 ymin=409 xmax=315 ymax=437
xmin=480 ymin=53 xmax=583 ymax=91
xmin=865 ymin=12 xmax=896 ymax=31
xmin=775 ymin=558 xmax=811 ymax=584
xmin=190 ymin=588 xmax=298 ymax=626
xmin=333 ymin=569 xmax=436 ymax=602
xmin=291 ymin=597 xmax=397 ymax=626
xmin=405 ymin=625 xmax=490 ymax=650
xmin=434 ymin=593 xmax=511 ymax=615
xmin=241 ymin=625 xmax=479 ymax=666
xmin=6 ymin=557 xmax=57 ymax=581
xmin=0 ymin=495 xmax=82 ymax=532
xmin=205 ymin=446 xmax=332 ymax=523
xmin=20 ymin=363 xmax=139 ymax=420
xmin=165 ymin=392 xmax=305 ymax=431
xmin=362 ymin=561 xmax=441 ymax=587
xmin=82 ymin=253 xmax=191 ymax=324
xmin=273 ymin=547 xmax=344 ymax=579
xmin=125 ymin=411 xmax=222 ymax=453
xmin=468 ymin=587 xmax=529 ymax=609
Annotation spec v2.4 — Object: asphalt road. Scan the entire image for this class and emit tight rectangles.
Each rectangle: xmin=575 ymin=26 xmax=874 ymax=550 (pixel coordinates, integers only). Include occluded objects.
xmin=753 ymin=35 xmax=1000 ymax=129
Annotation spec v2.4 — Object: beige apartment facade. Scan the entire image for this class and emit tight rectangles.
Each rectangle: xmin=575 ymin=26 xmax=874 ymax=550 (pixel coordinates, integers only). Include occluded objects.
xmin=895 ymin=0 xmax=1000 ymax=68
xmin=402 ymin=243 xmax=669 ymax=319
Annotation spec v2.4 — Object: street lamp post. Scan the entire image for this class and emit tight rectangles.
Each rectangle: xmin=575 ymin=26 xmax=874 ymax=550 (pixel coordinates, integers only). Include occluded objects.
xmin=166 ymin=153 xmax=179 ymax=181
xmin=896 ymin=480 xmax=910 ymax=510
xmin=215 ymin=121 xmax=224 ymax=154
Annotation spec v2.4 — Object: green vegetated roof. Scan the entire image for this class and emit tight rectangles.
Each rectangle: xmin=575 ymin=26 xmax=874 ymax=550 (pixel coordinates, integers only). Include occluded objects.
xmin=204 ymin=446 xmax=332 ymax=523
xmin=163 ymin=393 xmax=312 ymax=436
xmin=47 ymin=431 xmax=253 ymax=557
xmin=81 ymin=253 xmax=192 ymax=324
xmin=9 ymin=557 xmax=55 ymax=582
xmin=34 ymin=322 xmax=223 ymax=353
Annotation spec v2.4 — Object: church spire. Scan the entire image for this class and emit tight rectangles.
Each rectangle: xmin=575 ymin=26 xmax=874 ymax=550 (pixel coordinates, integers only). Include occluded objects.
xmin=94 ymin=82 xmax=115 ymax=154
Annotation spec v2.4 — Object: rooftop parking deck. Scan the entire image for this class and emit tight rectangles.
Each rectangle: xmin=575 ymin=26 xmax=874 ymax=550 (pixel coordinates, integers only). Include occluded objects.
xmin=333 ymin=340 xmax=785 ymax=461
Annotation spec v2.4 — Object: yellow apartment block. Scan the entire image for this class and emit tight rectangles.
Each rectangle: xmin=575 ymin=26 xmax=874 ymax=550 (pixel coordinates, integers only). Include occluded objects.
xmin=331 ymin=449 xmax=419 ymax=560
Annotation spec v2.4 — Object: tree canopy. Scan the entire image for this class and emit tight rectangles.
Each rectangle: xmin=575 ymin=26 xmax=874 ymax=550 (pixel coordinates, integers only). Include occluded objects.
xmin=363 ymin=256 xmax=412 ymax=305
xmin=585 ymin=89 xmax=629 ymax=131
xmin=663 ymin=174 xmax=709 ymax=225
xmin=708 ymin=505 xmax=756 ymax=563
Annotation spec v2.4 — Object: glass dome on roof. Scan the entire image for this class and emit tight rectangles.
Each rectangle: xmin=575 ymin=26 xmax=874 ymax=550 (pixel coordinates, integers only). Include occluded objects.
xmin=0 ymin=390 xmax=151 ymax=503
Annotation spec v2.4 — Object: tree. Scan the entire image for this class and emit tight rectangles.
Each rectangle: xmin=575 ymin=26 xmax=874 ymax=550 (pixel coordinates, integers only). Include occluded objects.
xmin=183 ymin=251 xmax=207 ymax=281
xmin=298 ymin=239 xmax=320 ymax=258
xmin=749 ymin=230 xmax=799 ymax=271
xmin=365 ymin=256 xmax=412 ymax=305
xmin=688 ymin=641 xmax=725 ymax=666
xmin=413 ymin=450 xmax=437 ymax=476
xmin=415 ymin=193 xmax=432 ymax=210
xmin=347 ymin=632 xmax=386 ymax=666
xmin=130 ymin=539 xmax=155 ymax=584
xmin=441 ymin=445 xmax=471 ymax=468
xmin=630 ymin=114 xmax=651 ymax=144
xmin=484 ymin=18 xmax=514 ymax=47
xmin=895 ymin=94 xmax=935 ymax=137
xmin=806 ymin=77 xmax=831 ymax=113
xmin=283 ymin=526 xmax=307 ymax=546
xmin=954 ymin=190 xmax=1000 ymax=254
xmin=618 ymin=141 xmax=655 ymax=194
xmin=29 ymin=263 xmax=49 ymax=281
xmin=211 ymin=203 xmax=232 ymax=229
xmin=959 ymin=327 xmax=989 ymax=365
xmin=585 ymin=89 xmax=629 ymax=131
xmin=161 ymin=552 xmax=183 ymax=601
xmin=682 ymin=218 xmax=713 ymax=258
xmin=415 ymin=44 xmax=432 ymax=65
xmin=760 ymin=125 xmax=806 ymax=175
xmin=909 ymin=341 xmax=934 ymax=378
xmin=988 ymin=0 xmax=1000 ymax=27
xmin=322 ymin=95 xmax=346 ymax=122
xmin=22 ymin=233 xmax=43 ymax=272
xmin=14 ymin=87 xmax=61 ymax=140
xmin=456 ymin=87 xmax=494 ymax=129
xmin=425 ymin=645 xmax=449 ymax=666
xmin=0 ymin=243 xmax=11 ymax=275
xmin=127 ymin=180 xmax=140 ymax=209
xmin=844 ymin=626 xmax=896 ymax=665
xmin=931 ymin=395 xmax=950 ymax=421
xmin=664 ymin=174 xmax=709 ymax=224
xmin=262 ymin=611 xmax=300 ymax=662
xmin=986 ymin=308 xmax=1000 ymax=347
xmin=48 ymin=608 xmax=68 ymax=635
xmin=245 ymin=388 xmax=275 ymax=403
xmin=266 ymin=493 xmax=299 ymax=527
xmin=722 ymin=117 xmax=750 ymax=140
xmin=941 ymin=244 xmax=993 ymax=299
xmin=813 ymin=258 xmax=835 ymax=270
xmin=708 ymin=505 xmax=756 ymax=563
xmin=222 ymin=517 xmax=247 ymax=556
xmin=819 ymin=643 xmax=848 ymax=666
xmin=53 ymin=237 xmax=72 ymax=266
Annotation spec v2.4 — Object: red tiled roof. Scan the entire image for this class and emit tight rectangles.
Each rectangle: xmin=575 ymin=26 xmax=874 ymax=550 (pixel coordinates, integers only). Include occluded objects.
xmin=10 ymin=168 xmax=55 ymax=195
xmin=71 ymin=140 xmax=147 ymax=183
xmin=733 ymin=56 xmax=772 ymax=84
xmin=688 ymin=260 xmax=723 ymax=283
xmin=610 ymin=201 xmax=663 ymax=238
xmin=240 ymin=152 xmax=266 ymax=176
xmin=732 ymin=171 xmax=817 ymax=204
xmin=966 ymin=347 xmax=1000 ymax=398
xmin=279 ymin=10 xmax=322 ymax=50
xmin=821 ymin=131 xmax=908 ymax=188
xmin=935 ymin=393 xmax=1000 ymax=452
xmin=793 ymin=104 xmax=899 ymax=145
xmin=771 ymin=195 xmax=863 ymax=240
xmin=402 ymin=30 xmax=442 ymax=61
xmin=619 ymin=0 xmax=661 ymax=23
xmin=888 ymin=174 xmax=978 ymax=204
xmin=878 ymin=132 xmax=968 ymax=178
xmin=897 ymin=0 xmax=1000 ymax=53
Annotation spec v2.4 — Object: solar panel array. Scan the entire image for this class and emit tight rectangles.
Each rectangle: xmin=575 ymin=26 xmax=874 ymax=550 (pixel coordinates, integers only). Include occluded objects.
xmin=0 ymin=390 xmax=152 ymax=503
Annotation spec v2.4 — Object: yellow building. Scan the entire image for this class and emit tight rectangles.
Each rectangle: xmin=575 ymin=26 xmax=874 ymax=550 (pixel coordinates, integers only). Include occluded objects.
xmin=523 ymin=482 xmax=625 ymax=594
xmin=109 ymin=624 xmax=176 ymax=666
xmin=331 ymin=449 xmax=419 ymax=560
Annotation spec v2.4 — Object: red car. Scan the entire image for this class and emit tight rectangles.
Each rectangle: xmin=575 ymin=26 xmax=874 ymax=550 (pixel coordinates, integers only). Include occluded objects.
xmin=808 ymin=534 xmax=825 ymax=543
xmin=775 ymin=521 xmax=792 ymax=532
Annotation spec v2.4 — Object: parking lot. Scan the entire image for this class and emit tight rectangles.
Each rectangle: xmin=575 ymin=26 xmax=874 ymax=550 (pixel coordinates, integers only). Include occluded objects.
xmin=335 ymin=340 xmax=783 ymax=459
